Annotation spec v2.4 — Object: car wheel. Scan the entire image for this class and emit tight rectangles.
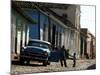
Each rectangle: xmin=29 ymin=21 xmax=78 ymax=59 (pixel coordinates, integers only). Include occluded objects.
xmin=47 ymin=61 xmax=50 ymax=65
xmin=19 ymin=57 xmax=25 ymax=65
xmin=26 ymin=60 xmax=30 ymax=65
xmin=43 ymin=61 xmax=48 ymax=66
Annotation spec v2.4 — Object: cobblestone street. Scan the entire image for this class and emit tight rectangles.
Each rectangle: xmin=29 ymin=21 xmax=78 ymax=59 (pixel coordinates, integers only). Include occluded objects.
xmin=11 ymin=59 xmax=96 ymax=75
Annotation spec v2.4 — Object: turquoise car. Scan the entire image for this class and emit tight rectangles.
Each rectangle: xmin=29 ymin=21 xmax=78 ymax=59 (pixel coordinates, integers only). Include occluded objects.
xmin=20 ymin=39 xmax=51 ymax=66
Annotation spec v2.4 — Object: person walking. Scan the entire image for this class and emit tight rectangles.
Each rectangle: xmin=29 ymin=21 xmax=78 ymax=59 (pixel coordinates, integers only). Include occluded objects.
xmin=73 ymin=53 xmax=76 ymax=67
xmin=60 ymin=46 xmax=67 ymax=67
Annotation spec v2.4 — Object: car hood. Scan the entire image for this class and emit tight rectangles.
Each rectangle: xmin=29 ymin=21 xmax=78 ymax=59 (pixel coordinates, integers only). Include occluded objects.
xmin=24 ymin=46 xmax=50 ymax=53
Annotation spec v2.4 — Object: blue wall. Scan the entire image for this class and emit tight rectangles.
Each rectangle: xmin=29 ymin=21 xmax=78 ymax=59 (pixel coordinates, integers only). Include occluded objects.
xmin=25 ymin=9 xmax=64 ymax=43
xmin=40 ymin=12 xmax=49 ymax=29
xmin=25 ymin=9 xmax=39 ymax=39
xmin=25 ymin=9 xmax=50 ymax=40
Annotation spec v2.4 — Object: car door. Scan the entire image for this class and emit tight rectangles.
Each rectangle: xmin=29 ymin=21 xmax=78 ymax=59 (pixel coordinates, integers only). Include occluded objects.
xmin=48 ymin=50 xmax=61 ymax=62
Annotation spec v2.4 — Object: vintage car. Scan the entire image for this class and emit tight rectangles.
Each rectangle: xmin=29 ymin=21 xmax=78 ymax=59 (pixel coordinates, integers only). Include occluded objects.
xmin=20 ymin=39 xmax=51 ymax=66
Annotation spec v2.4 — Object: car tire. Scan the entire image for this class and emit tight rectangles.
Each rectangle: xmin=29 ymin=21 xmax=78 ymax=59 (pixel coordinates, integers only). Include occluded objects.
xmin=26 ymin=60 xmax=30 ymax=65
xmin=43 ymin=61 xmax=48 ymax=66
xmin=19 ymin=58 xmax=25 ymax=65
xmin=47 ymin=61 xmax=50 ymax=65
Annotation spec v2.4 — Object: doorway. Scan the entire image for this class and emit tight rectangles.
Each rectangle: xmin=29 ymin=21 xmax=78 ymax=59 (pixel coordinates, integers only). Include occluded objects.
xmin=52 ymin=25 xmax=56 ymax=48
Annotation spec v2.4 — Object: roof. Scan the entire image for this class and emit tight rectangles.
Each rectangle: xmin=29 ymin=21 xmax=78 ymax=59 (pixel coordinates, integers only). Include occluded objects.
xmin=29 ymin=39 xmax=51 ymax=45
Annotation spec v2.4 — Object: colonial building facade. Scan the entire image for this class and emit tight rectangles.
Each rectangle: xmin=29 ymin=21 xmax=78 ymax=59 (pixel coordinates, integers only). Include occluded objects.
xmin=11 ymin=1 xmax=81 ymax=59
xmin=21 ymin=2 xmax=81 ymax=58
xmin=80 ymin=28 xmax=96 ymax=59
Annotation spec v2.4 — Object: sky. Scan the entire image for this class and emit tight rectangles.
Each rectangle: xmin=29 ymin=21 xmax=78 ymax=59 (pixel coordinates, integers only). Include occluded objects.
xmin=80 ymin=5 xmax=95 ymax=36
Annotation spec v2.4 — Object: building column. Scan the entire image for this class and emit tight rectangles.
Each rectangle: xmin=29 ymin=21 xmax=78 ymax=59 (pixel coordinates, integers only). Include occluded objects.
xmin=24 ymin=25 xmax=27 ymax=46
xmin=22 ymin=24 xmax=25 ymax=47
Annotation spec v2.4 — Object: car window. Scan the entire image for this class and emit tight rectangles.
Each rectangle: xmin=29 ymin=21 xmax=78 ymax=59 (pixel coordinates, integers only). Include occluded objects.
xmin=28 ymin=41 xmax=50 ymax=49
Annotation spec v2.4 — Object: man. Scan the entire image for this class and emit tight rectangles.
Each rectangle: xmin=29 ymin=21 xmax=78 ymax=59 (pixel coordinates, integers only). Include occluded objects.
xmin=73 ymin=53 xmax=76 ymax=67
xmin=60 ymin=46 xmax=67 ymax=67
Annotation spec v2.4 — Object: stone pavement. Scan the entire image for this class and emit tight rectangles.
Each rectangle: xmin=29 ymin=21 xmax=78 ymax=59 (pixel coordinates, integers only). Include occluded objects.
xmin=11 ymin=59 xmax=96 ymax=75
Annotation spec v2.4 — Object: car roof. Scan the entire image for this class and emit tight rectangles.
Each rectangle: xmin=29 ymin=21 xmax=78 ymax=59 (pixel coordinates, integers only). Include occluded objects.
xmin=29 ymin=39 xmax=51 ymax=45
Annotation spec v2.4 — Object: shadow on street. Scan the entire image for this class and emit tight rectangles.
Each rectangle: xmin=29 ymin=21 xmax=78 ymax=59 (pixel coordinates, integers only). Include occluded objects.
xmin=12 ymin=61 xmax=44 ymax=67
xmin=87 ymin=64 xmax=96 ymax=70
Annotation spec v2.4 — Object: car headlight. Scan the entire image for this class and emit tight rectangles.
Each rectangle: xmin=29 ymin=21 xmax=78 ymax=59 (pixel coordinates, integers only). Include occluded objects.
xmin=21 ymin=47 xmax=26 ymax=52
xmin=43 ymin=51 xmax=48 ymax=56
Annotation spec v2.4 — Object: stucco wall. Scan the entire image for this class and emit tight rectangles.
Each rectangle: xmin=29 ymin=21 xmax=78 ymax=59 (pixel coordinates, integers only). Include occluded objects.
xmin=51 ymin=5 xmax=80 ymax=27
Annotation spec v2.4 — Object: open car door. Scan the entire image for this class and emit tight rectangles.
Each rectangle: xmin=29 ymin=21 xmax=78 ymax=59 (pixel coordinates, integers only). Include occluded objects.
xmin=48 ymin=50 xmax=61 ymax=62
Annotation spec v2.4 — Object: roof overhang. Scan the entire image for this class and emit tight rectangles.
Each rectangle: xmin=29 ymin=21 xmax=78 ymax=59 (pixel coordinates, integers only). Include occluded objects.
xmin=12 ymin=1 xmax=37 ymax=24
xmin=12 ymin=1 xmax=69 ymax=9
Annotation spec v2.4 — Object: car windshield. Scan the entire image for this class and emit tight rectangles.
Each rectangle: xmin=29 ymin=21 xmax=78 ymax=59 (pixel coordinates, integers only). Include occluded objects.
xmin=28 ymin=41 xmax=50 ymax=49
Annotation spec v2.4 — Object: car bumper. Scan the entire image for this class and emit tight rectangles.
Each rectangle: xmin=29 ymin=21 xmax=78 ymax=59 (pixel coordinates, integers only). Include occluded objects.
xmin=20 ymin=54 xmax=48 ymax=62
